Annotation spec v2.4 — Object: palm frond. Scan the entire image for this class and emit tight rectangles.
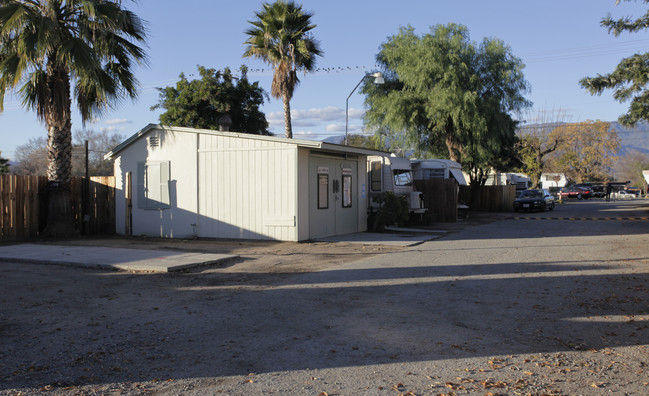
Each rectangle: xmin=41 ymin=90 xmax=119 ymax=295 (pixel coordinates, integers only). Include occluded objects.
xmin=17 ymin=67 xmax=47 ymax=120
xmin=0 ymin=0 xmax=148 ymax=124
xmin=243 ymin=1 xmax=322 ymax=137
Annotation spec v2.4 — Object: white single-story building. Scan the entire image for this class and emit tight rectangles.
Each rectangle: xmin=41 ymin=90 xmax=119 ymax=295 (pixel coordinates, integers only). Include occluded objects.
xmin=540 ymin=173 xmax=569 ymax=189
xmin=105 ymin=124 xmax=389 ymax=241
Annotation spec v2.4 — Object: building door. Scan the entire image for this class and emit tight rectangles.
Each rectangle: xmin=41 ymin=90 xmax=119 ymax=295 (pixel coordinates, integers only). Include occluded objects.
xmin=309 ymin=156 xmax=358 ymax=239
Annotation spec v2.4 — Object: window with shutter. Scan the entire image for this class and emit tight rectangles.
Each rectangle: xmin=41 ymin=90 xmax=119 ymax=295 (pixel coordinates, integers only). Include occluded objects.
xmin=137 ymin=161 xmax=171 ymax=210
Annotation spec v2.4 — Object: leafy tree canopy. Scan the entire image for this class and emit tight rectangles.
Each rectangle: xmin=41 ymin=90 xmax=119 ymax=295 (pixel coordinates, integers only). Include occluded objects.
xmin=363 ymin=24 xmax=531 ymax=186
xmin=346 ymin=134 xmax=384 ymax=150
xmin=515 ymin=123 xmax=564 ymax=188
xmin=581 ymin=0 xmax=649 ymax=126
xmin=547 ymin=121 xmax=620 ymax=183
xmin=152 ymin=66 xmax=270 ymax=135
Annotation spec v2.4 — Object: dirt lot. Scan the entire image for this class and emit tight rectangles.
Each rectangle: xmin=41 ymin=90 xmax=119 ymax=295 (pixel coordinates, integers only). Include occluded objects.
xmin=14 ymin=212 xmax=499 ymax=276
xmin=2 ymin=210 xmax=648 ymax=395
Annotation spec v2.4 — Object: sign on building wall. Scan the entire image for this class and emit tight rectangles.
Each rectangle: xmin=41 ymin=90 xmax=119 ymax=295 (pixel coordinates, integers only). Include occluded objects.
xmin=342 ymin=168 xmax=352 ymax=208
xmin=318 ymin=167 xmax=329 ymax=209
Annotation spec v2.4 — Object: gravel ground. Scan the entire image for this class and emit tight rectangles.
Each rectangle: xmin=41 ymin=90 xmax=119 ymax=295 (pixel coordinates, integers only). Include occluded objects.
xmin=1 ymin=210 xmax=648 ymax=395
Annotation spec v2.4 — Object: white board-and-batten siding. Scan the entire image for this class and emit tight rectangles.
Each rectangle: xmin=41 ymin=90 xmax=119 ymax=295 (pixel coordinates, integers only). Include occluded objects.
xmin=197 ymin=133 xmax=298 ymax=241
xmin=112 ymin=129 xmax=199 ymax=239
xmin=109 ymin=124 xmax=379 ymax=241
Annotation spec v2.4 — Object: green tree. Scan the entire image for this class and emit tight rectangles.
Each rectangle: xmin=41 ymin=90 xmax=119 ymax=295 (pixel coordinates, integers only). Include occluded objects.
xmin=152 ymin=65 xmax=270 ymax=134
xmin=345 ymin=133 xmax=383 ymax=150
xmin=243 ymin=0 xmax=322 ymax=138
xmin=0 ymin=0 xmax=147 ymax=236
xmin=363 ymin=24 xmax=530 ymax=186
xmin=516 ymin=124 xmax=564 ymax=188
xmin=580 ymin=1 xmax=649 ymax=126
xmin=548 ymin=121 xmax=620 ymax=183
xmin=0 ymin=151 xmax=9 ymax=175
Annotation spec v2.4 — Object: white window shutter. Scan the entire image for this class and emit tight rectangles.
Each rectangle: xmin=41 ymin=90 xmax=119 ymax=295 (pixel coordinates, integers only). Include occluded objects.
xmin=137 ymin=161 xmax=171 ymax=210
xmin=158 ymin=161 xmax=170 ymax=208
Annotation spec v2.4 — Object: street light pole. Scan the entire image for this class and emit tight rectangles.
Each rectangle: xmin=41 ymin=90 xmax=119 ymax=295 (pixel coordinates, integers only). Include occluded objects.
xmin=345 ymin=72 xmax=384 ymax=145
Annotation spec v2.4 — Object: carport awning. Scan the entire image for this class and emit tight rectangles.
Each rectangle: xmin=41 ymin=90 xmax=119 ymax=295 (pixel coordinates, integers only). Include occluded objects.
xmin=450 ymin=168 xmax=468 ymax=186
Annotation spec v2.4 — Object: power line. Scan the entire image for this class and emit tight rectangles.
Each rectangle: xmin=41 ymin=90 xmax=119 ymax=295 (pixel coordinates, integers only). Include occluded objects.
xmin=521 ymin=38 xmax=649 ymax=56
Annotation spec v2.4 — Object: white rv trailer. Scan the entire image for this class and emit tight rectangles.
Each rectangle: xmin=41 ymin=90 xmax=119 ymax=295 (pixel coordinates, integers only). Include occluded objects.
xmin=486 ymin=172 xmax=531 ymax=191
xmin=410 ymin=159 xmax=468 ymax=186
xmin=367 ymin=155 xmax=426 ymax=214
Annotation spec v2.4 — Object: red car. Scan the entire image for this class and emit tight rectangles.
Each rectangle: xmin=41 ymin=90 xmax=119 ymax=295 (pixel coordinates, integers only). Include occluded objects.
xmin=559 ymin=186 xmax=592 ymax=200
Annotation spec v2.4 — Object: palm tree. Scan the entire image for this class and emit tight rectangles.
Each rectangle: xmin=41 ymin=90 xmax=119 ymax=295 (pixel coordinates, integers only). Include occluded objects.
xmin=0 ymin=0 xmax=147 ymax=236
xmin=243 ymin=0 xmax=322 ymax=138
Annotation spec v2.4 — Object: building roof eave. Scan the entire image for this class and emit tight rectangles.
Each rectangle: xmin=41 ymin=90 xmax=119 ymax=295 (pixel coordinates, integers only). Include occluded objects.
xmin=104 ymin=124 xmax=390 ymax=160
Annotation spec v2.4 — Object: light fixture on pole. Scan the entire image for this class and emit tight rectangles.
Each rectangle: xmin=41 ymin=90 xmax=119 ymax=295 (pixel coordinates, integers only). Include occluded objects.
xmin=345 ymin=72 xmax=384 ymax=145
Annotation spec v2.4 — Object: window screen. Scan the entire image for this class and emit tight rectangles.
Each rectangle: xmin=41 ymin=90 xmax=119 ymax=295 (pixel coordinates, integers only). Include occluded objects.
xmin=370 ymin=161 xmax=382 ymax=191
xmin=424 ymin=168 xmax=445 ymax=178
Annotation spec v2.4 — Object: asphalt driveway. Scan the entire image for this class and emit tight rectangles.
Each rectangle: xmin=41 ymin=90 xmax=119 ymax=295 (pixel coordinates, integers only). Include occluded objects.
xmin=1 ymin=200 xmax=649 ymax=395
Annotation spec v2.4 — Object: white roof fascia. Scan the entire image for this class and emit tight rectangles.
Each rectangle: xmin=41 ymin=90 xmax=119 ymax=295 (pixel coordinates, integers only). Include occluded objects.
xmin=105 ymin=124 xmax=389 ymax=160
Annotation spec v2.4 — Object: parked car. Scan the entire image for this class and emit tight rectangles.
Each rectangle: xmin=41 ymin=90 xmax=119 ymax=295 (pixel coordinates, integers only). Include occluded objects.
xmin=575 ymin=183 xmax=605 ymax=198
xmin=513 ymin=189 xmax=555 ymax=212
xmin=627 ymin=187 xmax=642 ymax=197
xmin=559 ymin=186 xmax=592 ymax=200
xmin=615 ymin=190 xmax=635 ymax=199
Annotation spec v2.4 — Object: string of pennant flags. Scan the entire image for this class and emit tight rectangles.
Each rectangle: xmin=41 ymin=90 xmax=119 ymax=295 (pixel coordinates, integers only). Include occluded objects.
xmin=246 ymin=65 xmax=381 ymax=75
xmin=179 ymin=65 xmax=382 ymax=81
xmin=143 ymin=64 xmax=383 ymax=91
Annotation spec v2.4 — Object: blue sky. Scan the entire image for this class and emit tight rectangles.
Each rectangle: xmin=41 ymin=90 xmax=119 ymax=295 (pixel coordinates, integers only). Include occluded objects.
xmin=2 ymin=0 xmax=649 ymax=159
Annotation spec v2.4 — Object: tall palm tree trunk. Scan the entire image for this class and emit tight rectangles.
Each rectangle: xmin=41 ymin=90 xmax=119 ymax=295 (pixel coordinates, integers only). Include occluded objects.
xmin=282 ymin=93 xmax=293 ymax=138
xmin=43 ymin=63 xmax=77 ymax=237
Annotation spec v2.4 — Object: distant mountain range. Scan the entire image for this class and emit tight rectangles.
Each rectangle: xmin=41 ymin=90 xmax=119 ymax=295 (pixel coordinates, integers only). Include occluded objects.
xmin=518 ymin=121 xmax=649 ymax=156
xmin=323 ymin=135 xmax=346 ymax=145
xmin=609 ymin=121 xmax=649 ymax=155
xmin=327 ymin=121 xmax=649 ymax=157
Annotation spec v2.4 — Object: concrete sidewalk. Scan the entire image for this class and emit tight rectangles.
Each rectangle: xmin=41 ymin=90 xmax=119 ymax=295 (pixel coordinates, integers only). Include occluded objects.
xmin=0 ymin=229 xmax=444 ymax=273
xmin=0 ymin=244 xmax=238 ymax=273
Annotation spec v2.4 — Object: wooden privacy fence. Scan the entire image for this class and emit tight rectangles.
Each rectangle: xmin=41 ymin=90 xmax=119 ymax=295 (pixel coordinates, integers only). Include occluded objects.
xmin=414 ymin=178 xmax=459 ymax=222
xmin=459 ymin=184 xmax=516 ymax=212
xmin=71 ymin=176 xmax=116 ymax=235
xmin=0 ymin=175 xmax=115 ymax=241
xmin=0 ymin=175 xmax=46 ymax=241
